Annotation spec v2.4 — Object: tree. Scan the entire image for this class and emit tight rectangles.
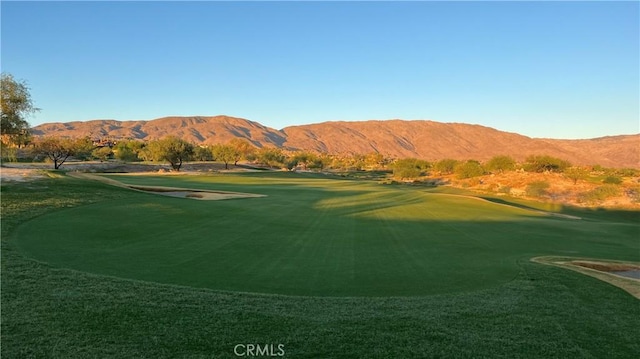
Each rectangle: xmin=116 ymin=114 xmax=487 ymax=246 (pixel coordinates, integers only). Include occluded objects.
xmin=72 ymin=137 xmax=96 ymax=161
xmin=454 ymin=160 xmax=485 ymax=179
xmin=392 ymin=158 xmax=430 ymax=179
xmin=308 ymin=155 xmax=328 ymax=171
xmin=288 ymin=151 xmax=318 ymax=171
xmin=145 ymin=136 xmax=194 ymax=171
xmin=92 ymin=146 xmax=113 ymax=162
xmin=257 ymin=147 xmax=286 ymax=168
xmin=32 ymin=137 xmax=88 ymax=169
xmin=348 ymin=154 xmax=366 ymax=171
xmin=564 ymin=166 xmax=588 ymax=185
xmin=211 ymin=144 xmax=238 ymax=170
xmin=526 ymin=181 xmax=550 ymax=198
xmin=228 ymin=138 xmax=255 ymax=165
xmin=523 ymin=155 xmax=570 ymax=173
xmin=193 ymin=145 xmax=213 ymax=161
xmin=486 ymin=155 xmax=516 ymax=173
xmin=1 ymin=73 xmax=39 ymax=144
xmin=364 ymin=152 xmax=389 ymax=170
xmin=113 ymin=140 xmax=144 ymax=162
xmin=433 ymin=159 xmax=459 ymax=175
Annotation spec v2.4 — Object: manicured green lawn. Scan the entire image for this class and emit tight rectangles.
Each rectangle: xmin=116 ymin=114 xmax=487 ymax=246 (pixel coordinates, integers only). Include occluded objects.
xmin=13 ymin=172 xmax=639 ymax=297
xmin=2 ymin=172 xmax=639 ymax=358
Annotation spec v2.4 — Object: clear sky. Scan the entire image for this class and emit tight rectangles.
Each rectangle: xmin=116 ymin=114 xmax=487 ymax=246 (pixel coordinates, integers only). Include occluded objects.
xmin=1 ymin=1 xmax=638 ymax=139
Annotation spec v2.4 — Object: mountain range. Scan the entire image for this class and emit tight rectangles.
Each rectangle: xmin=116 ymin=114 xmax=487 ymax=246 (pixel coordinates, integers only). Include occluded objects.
xmin=31 ymin=116 xmax=639 ymax=168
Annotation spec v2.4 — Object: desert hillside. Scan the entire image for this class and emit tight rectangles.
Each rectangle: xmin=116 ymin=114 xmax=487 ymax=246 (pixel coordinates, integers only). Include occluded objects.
xmin=31 ymin=116 xmax=639 ymax=168
xmin=32 ymin=116 xmax=286 ymax=148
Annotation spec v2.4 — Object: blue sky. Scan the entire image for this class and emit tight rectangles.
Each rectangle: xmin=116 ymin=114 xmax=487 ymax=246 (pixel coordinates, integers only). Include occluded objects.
xmin=2 ymin=1 xmax=638 ymax=139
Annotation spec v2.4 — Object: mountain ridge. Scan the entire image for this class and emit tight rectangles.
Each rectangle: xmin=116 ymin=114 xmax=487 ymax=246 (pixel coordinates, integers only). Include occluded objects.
xmin=31 ymin=116 xmax=639 ymax=168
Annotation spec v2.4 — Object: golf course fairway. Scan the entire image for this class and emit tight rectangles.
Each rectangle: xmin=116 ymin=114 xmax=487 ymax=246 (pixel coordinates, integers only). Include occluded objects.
xmin=13 ymin=172 xmax=640 ymax=297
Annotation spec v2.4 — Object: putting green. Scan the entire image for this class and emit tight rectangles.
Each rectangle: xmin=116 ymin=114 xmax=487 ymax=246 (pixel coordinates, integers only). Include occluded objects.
xmin=13 ymin=173 xmax=640 ymax=296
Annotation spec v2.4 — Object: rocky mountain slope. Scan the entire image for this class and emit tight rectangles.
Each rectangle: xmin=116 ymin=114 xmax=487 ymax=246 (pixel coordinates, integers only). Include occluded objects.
xmin=31 ymin=116 xmax=639 ymax=168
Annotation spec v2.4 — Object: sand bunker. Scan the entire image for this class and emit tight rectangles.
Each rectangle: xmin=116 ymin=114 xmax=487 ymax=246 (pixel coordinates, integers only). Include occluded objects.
xmin=68 ymin=172 xmax=266 ymax=201
xmin=532 ymin=256 xmax=640 ymax=299
xmin=127 ymin=185 xmax=265 ymax=200
xmin=570 ymin=260 xmax=640 ymax=280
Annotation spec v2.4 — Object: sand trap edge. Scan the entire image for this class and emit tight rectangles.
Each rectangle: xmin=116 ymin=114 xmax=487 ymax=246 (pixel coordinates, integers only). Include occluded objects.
xmin=531 ymin=256 xmax=640 ymax=299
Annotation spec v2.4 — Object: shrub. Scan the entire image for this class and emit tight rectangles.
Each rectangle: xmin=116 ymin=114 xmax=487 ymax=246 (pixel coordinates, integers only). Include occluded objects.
xmin=256 ymin=147 xmax=286 ymax=168
xmin=564 ymin=167 xmax=589 ymax=185
xmin=193 ymin=146 xmax=213 ymax=161
xmin=392 ymin=158 xmax=430 ymax=179
xmin=1 ymin=145 xmax=17 ymax=163
xmin=526 ymin=181 xmax=550 ymax=198
xmin=580 ymin=185 xmax=621 ymax=203
xmin=486 ymin=155 xmax=516 ymax=173
xmin=433 ymin=159 xmax=459 ymax=175
xmin=454 ymin=160 xmax=485 ymax=179
xmin=113 ymin=140 xmax=144 ymax=162
xmin=615 ymin=168 xmax=640 ymax=177
xmin=603 ymin=176 xmax=622 ymax=185
xmin=523 ymin=155 xmax=571 ymax=173
xmin=71 ymin=137 xmax=95 ymax=161
xmin=92 ymin=146 xmax=113 ymax=162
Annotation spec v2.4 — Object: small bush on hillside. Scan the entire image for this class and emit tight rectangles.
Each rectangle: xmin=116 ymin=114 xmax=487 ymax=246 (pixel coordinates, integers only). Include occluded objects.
xmin=526 ymin=181 xmax=550 ymax=198
xmin=603 ymin=176 xmax=622 ymax=185
xmin=579 ymin=185 xmax=621 ymax=203
xmin=615 ymin=168 xmax=640 ymax=177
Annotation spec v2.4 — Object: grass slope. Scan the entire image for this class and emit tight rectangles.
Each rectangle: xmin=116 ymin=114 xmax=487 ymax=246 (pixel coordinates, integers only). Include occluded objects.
xmin=2 ymin=172 xmax=640 ymax=357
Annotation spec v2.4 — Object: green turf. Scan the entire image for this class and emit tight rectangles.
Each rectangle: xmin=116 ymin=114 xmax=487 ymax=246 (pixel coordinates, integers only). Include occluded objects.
xmin=14 ymin=174 xmax=639 ymax=296
xmin=2 ymin=172 xmax=640 ymax=357
xmin=13 ymin=172 xmax=638 ymax=297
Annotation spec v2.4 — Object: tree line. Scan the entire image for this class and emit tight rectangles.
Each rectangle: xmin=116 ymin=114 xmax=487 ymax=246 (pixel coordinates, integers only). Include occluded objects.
xmin=11 ymin=133 xmax=637 ymax=183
